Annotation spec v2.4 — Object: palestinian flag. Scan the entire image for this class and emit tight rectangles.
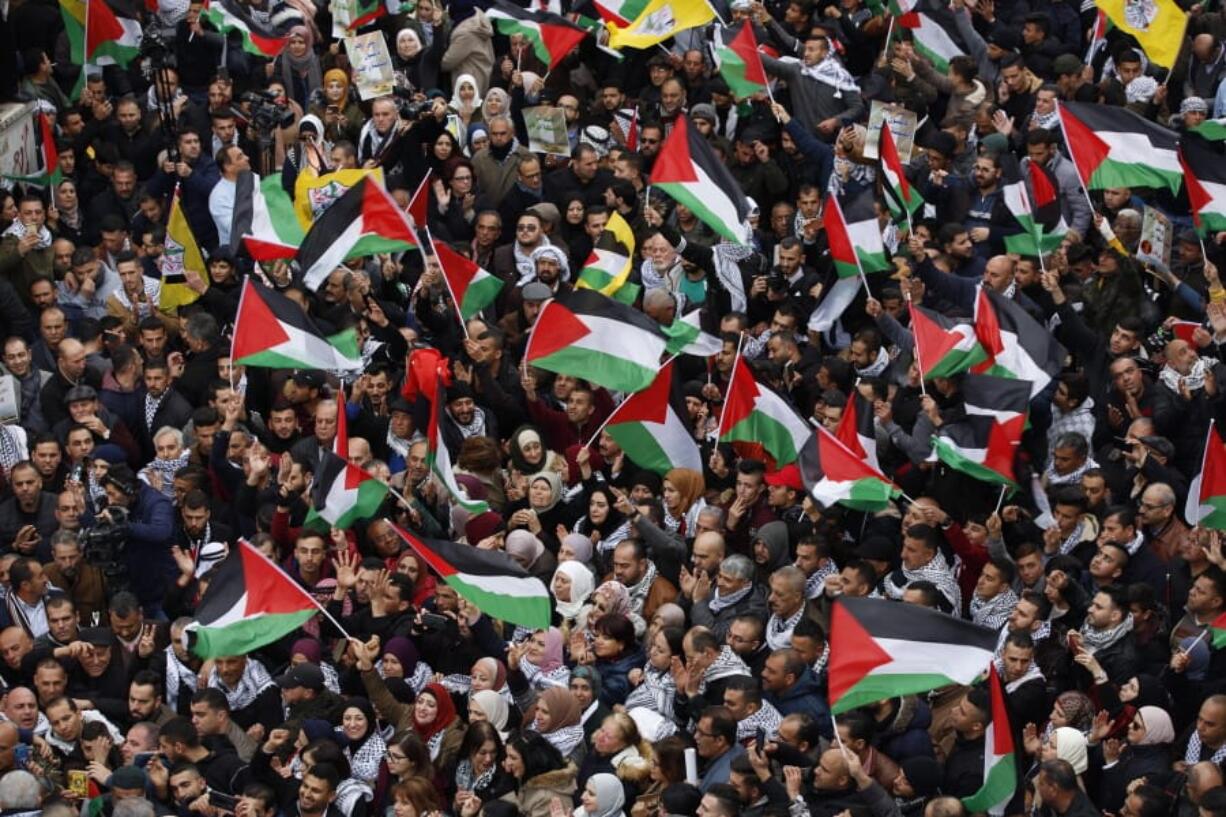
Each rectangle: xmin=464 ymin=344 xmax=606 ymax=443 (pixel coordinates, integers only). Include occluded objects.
xmin=433 ymin=240 xmax=502 ymax=321
xmin=823 ymin=190 xmax=890 ymax=278
xmin=60 ymin=0 xmax=86 ymax=97
xmin=1186 ymin=420 xmax=1226 ymax=531
xmin=159 ymin=184 xmax=207 ymax=311
xmin=7 ymin=112 xmax=62 ymax=186
xmin=715 ymin=23 xmax=768 ymax=99
xmin=1002 ymin=162 xmax=1068 ymax=257
xmin=427 ymin=376 xmax=491 ymax=515
xmin=1180 ymin=138 xmax=1226 ymax=237
xmin=590 ymin=0 xmax=649 ymax=26
xmin=828 ymin=595 xmax=997 ymax=713
xmin=525 ymin=289 xmax=669 ymax=392
xmin=834 ymin=391 xmax=878 ymax=471
xmin=1209 ymin=611 xmax=1226 ymax=649
xmin=486 ymin=0 xmax=588 ymax=70
xmin=897 ymin=11 xmax=963 ymax=72
xmin=930 ymin=373 xmax=1030 ymax=488
xmin=334 ymin=389 xmax=349 ymax=456
xmin=962 ymin=666 xmax=1017 ymax=816
xmin=974 ymin=287 xmax=1065 ymax=397
xmin=231 ymin=279 xmax=364 ymax=372
xmin=663 ymin=309 xmax=722 ymax=357
xmin=186 ymin=539 xmax=320 ymax=659
xmin=86 ymin=0 xmax=141 ymax=66
xmin=604 ymin=359 xmax=703 ymax=475
xmin=201 ymin=0 xmax=302 ymax=57
xmin=392 ymin=524 xmax=552 ymax=629
xmin=651 ymin=115 xmax=751 ymax=244
xmin=1170 ymin=320 xmax=1203 ymax=345
xmin=407 ymin=170 xmax=431 ymax=229
xmin=348 ymin=0 xmax=387 ymax=30
xmin=576 ymin=212 xmax=638 ymax=304
xmin=880 ymin=122 xmax=922 ymax=228
xmin=719 ymin=356 xmax=811 ymax=467
xmin=1057 ymin=102 xmax=1182 ymax=194
xmin=306 ymin=451 xmax=389 ymax=530
xmin=910 ymin=303 xmax=987 ymax=379
xmin=234 ymin=172 xmax=304 ymax=260
xmin=798 ymin=426 xmax=898 ymax=512
xmin=296 ymin=177 xmax=419 ymax=291
xmin=1192 ymin=118 xmax=1226 ymax=141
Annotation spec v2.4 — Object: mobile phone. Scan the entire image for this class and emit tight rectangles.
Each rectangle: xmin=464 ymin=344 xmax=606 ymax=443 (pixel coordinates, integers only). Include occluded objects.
xmin=755 ymin=726 xmax=767 ymax=749
xmin=13 ymin=744 xmax=29 ymax=769
xmin=133 ymin=752 xmax=154 ymax=767
xmin=208 ymin=790 xmax=239 ymax=811
xmin=419 ymin=611 xmax=450 ymax=630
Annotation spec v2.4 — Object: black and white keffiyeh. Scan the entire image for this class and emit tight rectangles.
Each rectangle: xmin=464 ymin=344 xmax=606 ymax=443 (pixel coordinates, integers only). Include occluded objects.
xmin=707 ymin=585 xmax=752 ymax=614
xmin=1 ymin=220 xmax=52 ymax=250
xmin=537 ymin=723 xmax=585 ymax=758
xmin=625 ymin=561 xmax=658 ymax=617
xmin=455 ymin=758 xmax=496 ymax=793
xmin=346 ymin=732 xmax=387 ymax=783
xmin=163 ymin=645 xmax=198 ymax=711
xmin=1080 ymin=614 xmax=1134 ymax=653
xmin=208 ymin=658 xmax=275 ymax=712
xmin=735 ymin=700 xmax=782 ymax=743
xmin=885 ymin=553 xmax=962 ymax=612
xmin=765 ymin=608 xmax=805 ymax=651
xmin=1186 ymin=731 xmax=1226 ymax=765
xmin=804 ymin=561 xmax=838 ymax=599
xmin=624 ymin=665 xmax=677 ymax=721
xmin=971 ymin=588 xmax=1019 ymax=630
xmin=521 ymin=659 xmax=570 ymax=690
xmin=697 ymin=647 xmax=751 ymax=694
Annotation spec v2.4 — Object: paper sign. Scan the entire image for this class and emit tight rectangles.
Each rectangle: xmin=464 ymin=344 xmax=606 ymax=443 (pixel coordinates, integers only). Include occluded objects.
xmin=345 ymin=32 xmax=395 ymax=100
xmin=523 ymin=106 xmax=571 ymax=156
xmin=864 ymin=100 xmax=918 ymax=163
xmin=1137 ymin=205 xmax=1172 ymax=274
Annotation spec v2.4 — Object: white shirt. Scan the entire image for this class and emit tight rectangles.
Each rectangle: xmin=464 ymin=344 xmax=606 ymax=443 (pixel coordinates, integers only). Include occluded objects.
xmin=209 ymin=178 xmax=237 ymax=247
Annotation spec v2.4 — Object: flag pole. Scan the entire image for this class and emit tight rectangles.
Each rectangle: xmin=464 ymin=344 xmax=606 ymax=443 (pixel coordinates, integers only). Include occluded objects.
xmin=582 ymin=353 xmax=680 ymax=450
xmin=994 ymin=484 xmax=1008 ymax=515
xmin=904 ymin=288 xmax=927 ymax=397
xmin=424 ymin=225 xmax=471 ymax=340
xmin=715 ymin=331 xmax=746 ymax=435
xmin=1054 ymin=102 xmax=1099 ymax=225
xmin=239 ymin=539 xmax=356 ymax=641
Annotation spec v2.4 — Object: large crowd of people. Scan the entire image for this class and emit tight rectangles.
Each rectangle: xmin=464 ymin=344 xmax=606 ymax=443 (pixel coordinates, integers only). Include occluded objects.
xmin=0 ymin=0 xmax=1224 ymax=816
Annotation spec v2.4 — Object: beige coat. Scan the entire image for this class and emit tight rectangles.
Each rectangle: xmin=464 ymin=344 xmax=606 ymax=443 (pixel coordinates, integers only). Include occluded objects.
xmin=440 ymin=10 xmax=494 ymax=94
xmin=507 ymin=765 xmax=578 ymax=817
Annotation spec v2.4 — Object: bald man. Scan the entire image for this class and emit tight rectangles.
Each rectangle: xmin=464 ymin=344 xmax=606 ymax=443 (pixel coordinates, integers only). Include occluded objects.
xmin=0 ymin=628 xmax=32 ymax=686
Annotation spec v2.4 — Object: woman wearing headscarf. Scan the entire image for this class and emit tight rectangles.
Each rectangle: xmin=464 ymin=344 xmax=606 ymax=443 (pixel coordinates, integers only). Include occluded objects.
xmin=576 ymin=773 xmax=626 ymax=817
xmin=508 ymin=426 xmax=551 ymax=475
xmin=469 ymin=689 xmax=511 ymax=737
xmin=508 ymin=471 xmax=577 ymax=555
xmin=509 ymin=627 xmax=572 ymax=709
xmin=381 ymin=636 xmax=433 ymax=693
xmin=392 ymin=25 xmax=444 ymax=94
xmin=338 ymin=699 xmax=389 ymax=791
xmin=1097 ymin=705 xmax=1175 ymax=813
xmin=412 ymin=682 xmax=467 ymax=773
xmin=567 ymin=667 xmax=608 ymax=744
xmin=289 ymin=637 xmax=341 ymax=694
xmin=531 ymin=687 xmax=586 ymax=764
xmin=449 ymin=73 xmax=484 ymax=137
xmin=661 ymin=469 xmax=706 ymax=540
xmin=275 ymin=26 xmax=323 ymax=110
xmin=573 ymin=485 xmax=631 ymax=570
xmin=1026 ymin=726 xmax=1090 ymax=809
xmin=559 ymin=533 xmax=596 ymax=571
xmin=551 ymin=561 xmax=595 ymax=628
xmin=396 ymin=550 xmax=438 ymax=608
xmin=506 ymin=530 xmax=558 ymax=583
xmin=51 ymin=179 xmax=84 ymax=246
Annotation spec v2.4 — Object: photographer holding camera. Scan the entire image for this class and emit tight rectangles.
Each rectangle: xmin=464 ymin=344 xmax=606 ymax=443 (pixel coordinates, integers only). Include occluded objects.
xmin=96 ymin=465 xmax=175 ymax=619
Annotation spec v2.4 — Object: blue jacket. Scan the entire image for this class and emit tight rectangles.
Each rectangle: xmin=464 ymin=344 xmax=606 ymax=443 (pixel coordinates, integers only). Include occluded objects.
xmin=122 ymin=485 xmax=176 ymax=604
xmin=765 ymin=667 xmax=831 ymax=736
xmin=594 ymin=648 xmax=646 ymax=708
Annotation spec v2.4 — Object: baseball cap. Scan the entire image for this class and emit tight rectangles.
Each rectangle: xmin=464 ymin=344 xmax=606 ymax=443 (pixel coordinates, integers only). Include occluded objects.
xmin=764 ymin=464 xmax=804 ymax=491
xmin=522 ymin=282 xmax=553 ymax=302
xmin=275 ymin=662 xmax=325 ymax=691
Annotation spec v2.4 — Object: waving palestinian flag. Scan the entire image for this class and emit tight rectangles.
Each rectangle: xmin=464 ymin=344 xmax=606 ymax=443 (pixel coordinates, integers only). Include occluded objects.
xmin=1002 ymin=161 xmax=1068 ymax=257
xmin=433 ymin=240 xmax=503 ymax=321
xmin=392 ymin=524 xmax=552 ymax=629
xmin=201 ymin=0 xmax=304 ymax=57
xmin=296 ymin=177 xmax=419 ymax=291
xmin=834 ymin=391 xmax=878 ymax=471
xmin=880 ymin=122 xmax=922 ymax=228
xmin=651 ymin=115 xmax=751 ymax=244
xmin=231 ymin=279 xmax=363 ymax=372
xmin=910 ymin=303 xmax=986 ymax=379
xmin=798 ymin=426 xmax=898 ymax=512
xmin=486 ymin=0 xmax=588 ymax=69
xmin=604 ymin=359 xmax=703 ymax=475
xmin=1186 ymin=420 xmax=1226 ymax=531
xmin=525 ymin=289 xmax=669 ymax=393
xmin=962 ymin=666 xmax=1017 ymax=816
xmin=427 ymin=375 xmax=491 ymax=515
xmin=719 ymin=356 xmax=811 ymax=467
xmin=823 ymin=190 xmax=890 ymax=278
xmin=1057 ymin=102 xmax=1182 ymax=194
xmin=1181 ymin=137 xmax=1226 ymax=237
xmin=828 ymin=596 xmax=996 ymax=713
xmin=974 ymin=287 xmax=1065 ymax=398
xmin=714 ymin=23 xmax=769 ymax=99
xmin=930 ymin=373 xmax=1030 ymax=489
xmin=186 ymin=540 xmax=319 ymax=659
xmin=306 ymin=452 xmax=389 ymax=530
xmin=233 ymin=172 xmax=303 ymax=260
xmin=86 ymin=0 xmax=142 ymax=66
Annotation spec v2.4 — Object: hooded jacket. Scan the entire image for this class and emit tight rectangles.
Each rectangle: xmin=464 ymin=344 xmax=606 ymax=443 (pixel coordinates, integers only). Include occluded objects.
xmin=440 ymin=9 xmax=494 ymax=95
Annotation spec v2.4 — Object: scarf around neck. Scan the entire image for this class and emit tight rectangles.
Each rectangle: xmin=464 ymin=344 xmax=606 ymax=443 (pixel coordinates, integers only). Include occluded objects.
xmin=625 ymin=560 xmax=658 ymax=617
xmin=707 ymin=584 xmax=752 ymax=614
xmin=698 ymin=646 xmax=751 ymax=693
xmin=624 ymin=664 xmax=676 ymax=721
xmin=735 ymin=700 xmax=782 ymax=742
xmin=2 ymin=220 xmax=52 ymax=250
xmin=971 ymin=588 xmax=1019 ymax=630
xmin=804 ymin=561 xmax=838 ymax=599
xmin=209 ymin=658 xmax=275 ymax=712
xmin=798 ymin=55 xmax=859 ymax=96
xmin=766 ymin=607 xmax=805 ymax=651
xmin=1186 ymin=731 xmax=1226 ymax=765
xmin=1080 ymin=613 xmax=1134 ymax=653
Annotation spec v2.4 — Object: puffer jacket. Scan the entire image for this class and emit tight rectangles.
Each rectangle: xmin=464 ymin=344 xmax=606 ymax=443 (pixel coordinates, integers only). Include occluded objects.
xmin=509 ymin=765 xmax=578 ymax=817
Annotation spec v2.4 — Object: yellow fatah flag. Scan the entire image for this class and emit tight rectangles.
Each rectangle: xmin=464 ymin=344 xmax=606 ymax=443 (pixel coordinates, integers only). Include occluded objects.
xmin=159 ymin=185 xmax=208 ymax=311
xmin=607 ymin=0 xmax=716 ymax=50
xmin=1094 ymin=0 xmax=1187 ymax=68
xmin=293 ymin=166 xmax=384 ymax=230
